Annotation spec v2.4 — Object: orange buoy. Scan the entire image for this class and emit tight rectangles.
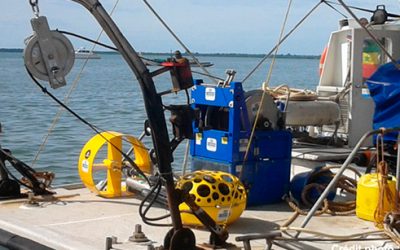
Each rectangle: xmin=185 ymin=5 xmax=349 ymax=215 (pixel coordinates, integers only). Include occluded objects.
xmin=319 ymin=46 xmax=328 ymax=76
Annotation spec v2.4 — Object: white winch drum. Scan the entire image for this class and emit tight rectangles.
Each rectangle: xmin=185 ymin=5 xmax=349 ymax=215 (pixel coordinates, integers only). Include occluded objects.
xmin=285 ymin=100 xmax=340 ymax=126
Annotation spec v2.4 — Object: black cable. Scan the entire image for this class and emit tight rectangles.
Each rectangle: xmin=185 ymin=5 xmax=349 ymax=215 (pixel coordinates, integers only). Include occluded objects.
xmin=141 ymin=182 xmax=169 ymax=221
xmin=25 ymin=66 xmax=151 ymax=185
xmin=57 ymin=30 xmax=118 ymax=51
xmin=58 ymin=30 xmax=171 ymax=66
xmin=191 ymin=70 xmax=224 ymax=82
xmin=184 ymin=89 xmax=190 ymax=105
xmin=59 ymin=29 xmax=225 ymax=82
xmin=0 ymin=151 xmax=9 ymax=180
xmin=138 ymin=175 xmax=172 ymax=226
xmin=1 ymin=159 xmax=33 ymax=190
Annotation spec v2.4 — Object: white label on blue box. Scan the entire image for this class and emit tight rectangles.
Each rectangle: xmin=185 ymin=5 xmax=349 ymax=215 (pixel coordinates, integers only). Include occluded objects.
xmin=239 ymin=139 xmax=248 ymax=152
xmin=206 ymin=138 xmax=217 ymax=152
xmin=205 ymin=87 xmax=216 ymax=101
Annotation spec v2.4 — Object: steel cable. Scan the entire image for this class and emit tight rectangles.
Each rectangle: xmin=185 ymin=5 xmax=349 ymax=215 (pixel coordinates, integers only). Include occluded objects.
xmin=31 ymin=0 xmax=121 ymax=167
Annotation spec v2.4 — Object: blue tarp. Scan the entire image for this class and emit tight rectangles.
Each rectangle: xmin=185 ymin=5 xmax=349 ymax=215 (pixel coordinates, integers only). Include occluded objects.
xmin=366 ymin=61 xmax=400 ymax=142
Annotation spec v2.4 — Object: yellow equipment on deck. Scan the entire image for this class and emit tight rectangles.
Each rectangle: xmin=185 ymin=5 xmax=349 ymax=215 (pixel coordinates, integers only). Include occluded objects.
xmin=356 ymin=173 xmax=397 ymax=222
xmin=176 ymin=170 xmax=247 ymax=226
xmin=78 ymin=131 xmax=151 ymax=198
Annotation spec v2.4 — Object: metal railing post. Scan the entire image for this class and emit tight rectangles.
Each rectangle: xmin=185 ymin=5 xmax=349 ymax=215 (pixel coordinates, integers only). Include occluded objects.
xmin=296 ymin=127 xmax=400 ymax=237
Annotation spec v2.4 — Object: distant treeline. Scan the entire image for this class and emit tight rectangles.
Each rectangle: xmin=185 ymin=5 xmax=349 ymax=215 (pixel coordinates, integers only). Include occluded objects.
xmin=140 ymin=52 xmax=319 ymax=59
xmin=0 ymin=48 xmax=319 ymax=59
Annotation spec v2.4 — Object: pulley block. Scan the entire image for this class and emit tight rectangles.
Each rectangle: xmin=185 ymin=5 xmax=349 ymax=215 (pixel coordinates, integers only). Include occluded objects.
xmin=78 ymin=131 xmax=151 ymax=198
xmin=24 ymin=16 xmax=75 ymax=89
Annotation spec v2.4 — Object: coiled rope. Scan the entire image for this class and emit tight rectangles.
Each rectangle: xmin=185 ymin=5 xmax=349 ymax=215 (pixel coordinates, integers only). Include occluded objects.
xmin=283 ymin=165 xmax=361 ymax=227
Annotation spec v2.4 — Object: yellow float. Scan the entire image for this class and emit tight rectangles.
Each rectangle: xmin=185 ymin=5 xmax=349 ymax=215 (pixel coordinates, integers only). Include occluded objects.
xmin=176 ymin=170 xmax=247 ymax=226
xmin=78 ymin=131 xmax=151 ymax=198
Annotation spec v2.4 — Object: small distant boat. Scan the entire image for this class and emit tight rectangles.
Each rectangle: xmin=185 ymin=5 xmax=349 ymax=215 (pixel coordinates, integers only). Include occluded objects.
xmin=75 ymin=48 xmax=101 ymax=59
xmin=141 ymin=56 xmax=213 ymax=67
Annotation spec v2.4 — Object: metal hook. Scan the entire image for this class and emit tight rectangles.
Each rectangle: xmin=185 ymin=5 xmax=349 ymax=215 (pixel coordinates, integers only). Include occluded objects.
xmin=29 ymin=0 xmax=40 ymax=17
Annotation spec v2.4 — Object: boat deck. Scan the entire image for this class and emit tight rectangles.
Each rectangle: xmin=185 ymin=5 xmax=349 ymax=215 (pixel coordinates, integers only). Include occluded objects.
xmin=0 ymin=181 xmax=396 ymax=250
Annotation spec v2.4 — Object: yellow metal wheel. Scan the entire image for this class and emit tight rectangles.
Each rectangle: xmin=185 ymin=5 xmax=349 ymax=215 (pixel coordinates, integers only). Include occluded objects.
xmin=78 ymin=131 xmax=151 ymax=198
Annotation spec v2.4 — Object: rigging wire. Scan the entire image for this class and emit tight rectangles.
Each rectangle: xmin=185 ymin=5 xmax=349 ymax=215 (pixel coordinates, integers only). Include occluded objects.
xmin=241 ymin=0 xmax=323 ymax=83
xmin=25 ymin=67 xmax=151 ymax=186
xmin=223 ymin=0 xmax=295 ymax=228
xmin=323 ymin=0 xmax=347 ymax=18
xmin=243 ymin=0 xmax=293 ymax=163
xmin=324 ymin=0 xmax=400 ymax=18
xmin=141 ymin=0 xmax=219 ymax=85
xmin=57 ymin=30 xmax=118 ymax=51
xmin=31 ymin=0 xmax=121 ymax=167
xmin=337 ymin=0 xmax=399 ymax=66
xmin=59 ymin=31 xmax=223 ymax=82
xmin=190 ymin=70 xmax=224 ymax=82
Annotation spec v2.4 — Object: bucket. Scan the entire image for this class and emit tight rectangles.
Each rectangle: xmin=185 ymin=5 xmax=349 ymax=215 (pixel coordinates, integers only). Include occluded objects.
xmin=356 ymin=173 xmax=397 ymax=222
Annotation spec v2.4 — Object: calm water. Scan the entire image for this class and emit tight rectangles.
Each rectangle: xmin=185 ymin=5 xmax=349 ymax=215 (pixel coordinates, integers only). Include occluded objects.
xmin=0 ymin=51 xmax=319 ymax=184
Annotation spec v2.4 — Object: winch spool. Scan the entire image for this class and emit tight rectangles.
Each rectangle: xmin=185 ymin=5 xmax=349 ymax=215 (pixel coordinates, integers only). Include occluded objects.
xmin=78 ymin=131 xmax=151 ymax=198
xmin=176 ymin=170 xmax=247 ymax=226
xmin=244 ymin=89 xmax=282 ymax=130
xmin=205 ymin=89 xmax=283 ymax=131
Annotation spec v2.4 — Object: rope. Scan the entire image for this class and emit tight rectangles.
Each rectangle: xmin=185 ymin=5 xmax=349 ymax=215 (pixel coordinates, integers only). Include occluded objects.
xmin=284 ymin=165 xmax=361 ymax=225
xmin=31 ymin=0 xmax=121 ymax=167
xmin=223 ymin=0 xmax=295 ymax=229
xmin=241 ymin=0 xmax=323 ymax=83
xmin=374 ymin=133 xmax=395 ymax=228
xmin=141 ymin=0 xmax=219 ymax=85
xmin=383 ymin=213 xmax=400 ymax=246
xmin=243 ymin=0 xmax=292 ymax=164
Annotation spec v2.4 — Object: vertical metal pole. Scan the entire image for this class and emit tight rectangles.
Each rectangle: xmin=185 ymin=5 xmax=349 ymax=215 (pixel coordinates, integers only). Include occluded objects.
xmin=181 ymin=141 xmax=189 ymax=176
xmin=296 ymin=130 xmax=373 ymax=236
xmin=296 ymin=128 xmax=400 ymax=236
xmin=71 ymin=0 xmax=183 ymax=230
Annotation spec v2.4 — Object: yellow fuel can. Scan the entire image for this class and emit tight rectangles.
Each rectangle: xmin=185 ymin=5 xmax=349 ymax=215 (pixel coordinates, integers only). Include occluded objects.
xmin=356 ymin=173 xmax=397 ymax=222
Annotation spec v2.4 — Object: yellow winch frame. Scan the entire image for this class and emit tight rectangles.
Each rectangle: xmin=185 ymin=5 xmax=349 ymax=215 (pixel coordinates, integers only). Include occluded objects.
xmin=78 ymin=131 xmax=151 ymax=198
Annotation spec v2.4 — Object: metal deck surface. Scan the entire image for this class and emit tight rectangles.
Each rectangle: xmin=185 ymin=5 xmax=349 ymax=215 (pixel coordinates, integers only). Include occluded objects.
xmin=0 ymin=183 xmax=396 ymax=250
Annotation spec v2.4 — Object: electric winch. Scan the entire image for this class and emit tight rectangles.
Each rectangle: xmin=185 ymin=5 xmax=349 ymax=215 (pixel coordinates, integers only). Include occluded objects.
xmin=78 ymin=131 xmax=151 ymax=198
xmin=190 ymin=80 xmax=292 ymax=206
xmin=176 ymin=170 xmax=247 ymax=226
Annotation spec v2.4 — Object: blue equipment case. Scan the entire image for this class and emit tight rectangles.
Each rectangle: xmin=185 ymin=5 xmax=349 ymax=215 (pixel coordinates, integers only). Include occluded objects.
xmin=190 ymin=80 xmax=292 ymax=206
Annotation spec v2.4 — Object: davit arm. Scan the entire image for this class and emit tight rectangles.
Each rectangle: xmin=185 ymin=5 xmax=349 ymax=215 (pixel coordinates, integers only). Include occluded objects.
xmin=67 ymin=0 xmax=229 ymax=248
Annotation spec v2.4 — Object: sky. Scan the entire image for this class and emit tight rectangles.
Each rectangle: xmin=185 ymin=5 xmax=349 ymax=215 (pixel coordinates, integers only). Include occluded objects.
xmin=1 ymin=0 xmax=399 ymax=55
